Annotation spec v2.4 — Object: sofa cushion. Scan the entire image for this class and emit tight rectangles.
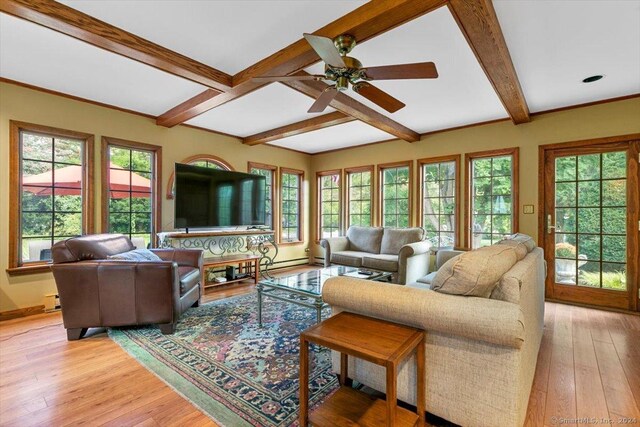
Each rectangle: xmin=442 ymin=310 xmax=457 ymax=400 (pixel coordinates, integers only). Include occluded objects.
xmin=502 ymin=233 xmax=535 ymax=251
xmin=417 ymin=271 xmax=437 ymax=285
xmin=347 ymin=226 xmax=383 ymax=254
xmin=431 ymin=245 xmax=518 ymax=297
xmin=490 ymin=275 xmax=521 ymax=304
xmin=107 ymin=249 xmax=162 ymax=262
xmin=380 ymin=227 xmax=424 ymax=255
xmin=496 ymin=239 xmax=528 ymax=261
xmin=497 ymin=233 xmax=535 ymax=261
xmin=362 ymin=254 xmax=399 ymax=272
xmin=330 ymin=251 xmax=370 ymax=267
xmin=178 ymin=267 xmax=200 ymax=295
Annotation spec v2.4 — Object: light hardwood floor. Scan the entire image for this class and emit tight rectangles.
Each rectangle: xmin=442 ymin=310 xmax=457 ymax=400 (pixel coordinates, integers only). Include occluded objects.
xmin=1 ymin=273 xmax=639 ymax=427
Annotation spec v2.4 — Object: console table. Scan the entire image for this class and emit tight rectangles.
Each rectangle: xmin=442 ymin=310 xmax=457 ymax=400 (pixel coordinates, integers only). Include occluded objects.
xmin=157 ymin=230 xmax=278 ymax=279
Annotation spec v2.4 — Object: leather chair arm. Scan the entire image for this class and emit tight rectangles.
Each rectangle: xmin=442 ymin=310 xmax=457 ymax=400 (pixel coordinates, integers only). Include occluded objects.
xmin=152 ymin=249 xmax=203 ymax=270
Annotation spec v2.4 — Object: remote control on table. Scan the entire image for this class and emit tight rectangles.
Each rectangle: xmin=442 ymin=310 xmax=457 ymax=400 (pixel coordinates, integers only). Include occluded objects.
xmin=358 ymin=270 xmax=374 ymax=275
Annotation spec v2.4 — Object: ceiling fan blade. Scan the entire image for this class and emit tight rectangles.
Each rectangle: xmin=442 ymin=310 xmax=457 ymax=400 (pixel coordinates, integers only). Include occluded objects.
xmin=252 ymin=74 xmax=324 ymax=83
xmin=303 ymin=33 xmax=346 ymax=68
xmin=364 ymin=62 xmax=438 ymax=80
xmin=353 ymin=83 xmax=405 ymax=113
xmin=308 ymin=88 xmax=338 ymax=113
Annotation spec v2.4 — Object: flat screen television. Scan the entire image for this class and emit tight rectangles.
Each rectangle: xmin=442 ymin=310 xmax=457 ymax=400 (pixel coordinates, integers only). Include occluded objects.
xmin=174 ymin=163 xmax=266 ymax=229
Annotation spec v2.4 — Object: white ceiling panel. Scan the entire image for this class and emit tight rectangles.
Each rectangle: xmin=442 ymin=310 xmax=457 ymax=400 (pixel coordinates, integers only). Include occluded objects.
xmin=306 ymin=6 xmax=509 ymax=133
xmin=185 ymin=83 xmax=333 ymax=136
xmin=267 ymin=120 xmax=393 ymax=154
xmin=0 ymin=13 xmax=206 ymax=116
xmin=494 ymin=0 xmax=640 ymax=112
xmin=57 ymin=0 xmax=367 ymax=75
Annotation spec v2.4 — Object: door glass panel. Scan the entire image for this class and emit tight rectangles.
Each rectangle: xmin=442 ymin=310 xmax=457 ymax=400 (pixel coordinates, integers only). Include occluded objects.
xmin=554 ymin=151 xmax=627 ymax=290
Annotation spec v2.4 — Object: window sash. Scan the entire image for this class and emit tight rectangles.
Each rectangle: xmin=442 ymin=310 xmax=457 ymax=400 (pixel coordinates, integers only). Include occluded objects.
xmin=346 ymin=169 xmax=372 ymax=228
xmin=420 ymin=158 xmax=459 ymax=248
xmin=249 ymin=165 xmax=276 ymax=230
xmin=280 ymin=170 xmax=303 ymax=243
xmin=466 ymin=148 xmax=519 ymax=249
xmin=102 ymin=137 xmax=161 ymax=249
xmin=380 ymin=164 xmax=411 ymax=228
xmin=9 ymin=121 xmax=94 ymax=272
xmin=317 ymin=172 xmax=341 ymax=240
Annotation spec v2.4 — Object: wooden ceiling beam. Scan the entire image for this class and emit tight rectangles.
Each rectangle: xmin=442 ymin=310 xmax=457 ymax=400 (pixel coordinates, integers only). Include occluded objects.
xmin=447 ymin=0 xmax=530 ymax=124
xmin=283 ymin=76 xmax=420 ymax=142
xmin=232 ymin=0 xmax=447 ymax=87
xmin=156 ymin=81 xmax=265 ymax=127
xmin=243 ymin=112 xmax=355 ymax=146
xmin=156 ymin=0 xmax=446 ymax=127
xmin=0 ymin=0 xmax=232 ymax=91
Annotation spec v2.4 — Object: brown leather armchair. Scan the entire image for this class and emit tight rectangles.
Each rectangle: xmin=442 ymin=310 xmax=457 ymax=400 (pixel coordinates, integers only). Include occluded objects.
xmin=51 ymin=234 xmax=203 ymax=340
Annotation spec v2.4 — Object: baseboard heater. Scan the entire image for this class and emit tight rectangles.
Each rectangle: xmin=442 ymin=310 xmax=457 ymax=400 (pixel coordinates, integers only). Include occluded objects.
xmin=44 ymin=294 xmax=61 ymax=312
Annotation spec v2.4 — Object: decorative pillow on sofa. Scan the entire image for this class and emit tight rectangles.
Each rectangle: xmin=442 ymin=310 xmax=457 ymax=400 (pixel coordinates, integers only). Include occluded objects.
xmin=380 ymin=227 xmax=424 ymax=255
xmin=496 ymin=239 xmax=528 ymax=260
xmin=346 ymin=226 xmax=384 ymax=253
xmin=431 ymin=245 xmax=518 ymax=297
xmin=495 ymin=233 xmax=535 ymax=261
xmin=107 ymin=249 xmax=162 ymax=262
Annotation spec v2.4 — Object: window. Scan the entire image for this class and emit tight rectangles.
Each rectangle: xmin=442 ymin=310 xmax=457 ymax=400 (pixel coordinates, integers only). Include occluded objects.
xmin=379 ymin=162 xmax=412 ymax=228
xmin=419 ymin=156 xmax=460 ymax=248
xmin=346 ymin=166 xmax=373 ymax=228
xmin=102 ymin=137 xmax=161 ymax=249
xmin=317 ymin=170 xmax=342 ymax=240
xmin=248 ymin=162 xmax=277 ymax=230
xmin=280 ymin=168 xmax=303 ymax=243
xmin=167 ymin=154 xmax=232 ymax=199
xmin=9 ymin=121 xmax=94 ymax=273
xmin=466 ymin=148 xmax=519 ymax=249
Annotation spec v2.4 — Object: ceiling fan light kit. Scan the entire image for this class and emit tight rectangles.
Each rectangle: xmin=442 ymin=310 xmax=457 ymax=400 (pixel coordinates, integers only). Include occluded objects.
xmin=253 ymin=33 xmax=439 ymax=114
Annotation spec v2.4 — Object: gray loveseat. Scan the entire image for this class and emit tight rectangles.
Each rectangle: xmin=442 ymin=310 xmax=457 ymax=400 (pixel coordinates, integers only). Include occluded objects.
xmin=320 ymin=226 xmax=430 ymax=285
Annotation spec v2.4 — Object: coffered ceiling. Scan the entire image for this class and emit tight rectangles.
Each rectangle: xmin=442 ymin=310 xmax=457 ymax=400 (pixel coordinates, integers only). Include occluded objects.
xmin=1 ymin=0 xmax=638 ymax=154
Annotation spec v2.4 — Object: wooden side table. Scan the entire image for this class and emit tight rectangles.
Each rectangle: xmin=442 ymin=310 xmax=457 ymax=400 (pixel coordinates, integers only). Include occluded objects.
xmin=299 ymin=312 xmax=425 ymax=427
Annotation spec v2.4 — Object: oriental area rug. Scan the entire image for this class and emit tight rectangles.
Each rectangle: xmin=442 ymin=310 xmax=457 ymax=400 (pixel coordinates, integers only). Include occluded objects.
xmin=109 ymin=293 xmax=338 ymax=426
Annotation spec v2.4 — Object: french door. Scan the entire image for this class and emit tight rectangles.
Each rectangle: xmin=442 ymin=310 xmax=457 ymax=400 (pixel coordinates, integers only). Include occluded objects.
xmin=541 ymin=137 xmax=639 ymax=311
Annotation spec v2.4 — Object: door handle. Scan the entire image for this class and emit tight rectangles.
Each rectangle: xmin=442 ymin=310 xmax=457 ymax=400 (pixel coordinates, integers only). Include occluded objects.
xmin=547 ymin=214 xmax=556 ymax=234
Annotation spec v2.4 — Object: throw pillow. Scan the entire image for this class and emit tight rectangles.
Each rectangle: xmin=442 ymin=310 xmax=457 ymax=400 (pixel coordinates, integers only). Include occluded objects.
xmin=490 ymin=275 xmax=521 ymax=304
xmin=107 ymin=248 xmax=162 ymax=262
xmin=346 ymin=226 xmax=384 ymax=253
xmin=431 ymin=245 xmax=518 ymax=297
xmin=380 ymin=227 xmax=424 ymax=255
xmin=496 ymin=239 xmax=528 ymax=261
xmin=497 ymin=233 xmax=536 ymax=261
xmin=503 ymin=233 xmax=535 ymax=251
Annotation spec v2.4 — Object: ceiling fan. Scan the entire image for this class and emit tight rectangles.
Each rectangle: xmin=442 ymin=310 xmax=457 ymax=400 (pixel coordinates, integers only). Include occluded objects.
xmin=253 ymin=33 xmax=438 ymax=114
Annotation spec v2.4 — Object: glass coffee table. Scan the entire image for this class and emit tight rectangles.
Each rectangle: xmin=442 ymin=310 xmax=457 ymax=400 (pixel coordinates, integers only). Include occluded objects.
xmin=256 ymin=265 xmax=392 ymax=327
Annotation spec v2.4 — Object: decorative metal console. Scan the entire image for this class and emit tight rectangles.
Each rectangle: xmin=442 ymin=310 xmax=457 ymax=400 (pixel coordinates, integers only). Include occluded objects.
xmin=157 ymin=229 xmax=278 ymax=278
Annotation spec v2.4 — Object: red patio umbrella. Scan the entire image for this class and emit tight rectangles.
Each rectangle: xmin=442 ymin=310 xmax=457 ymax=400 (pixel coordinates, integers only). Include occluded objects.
xmin=23 ymin=162 xmax=151 ymax=198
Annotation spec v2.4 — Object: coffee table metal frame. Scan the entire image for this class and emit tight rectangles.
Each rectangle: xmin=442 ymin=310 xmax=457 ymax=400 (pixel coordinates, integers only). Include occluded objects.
xmin=256 ymin=266 xmax=392 ymax=327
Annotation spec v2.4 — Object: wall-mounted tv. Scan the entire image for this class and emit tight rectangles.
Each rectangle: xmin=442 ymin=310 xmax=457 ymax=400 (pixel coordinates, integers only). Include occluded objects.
xmin=174 ymin=163 xmax=266 ymax=229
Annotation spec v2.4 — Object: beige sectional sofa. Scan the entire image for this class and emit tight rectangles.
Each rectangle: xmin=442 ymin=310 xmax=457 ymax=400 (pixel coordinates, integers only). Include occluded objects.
xmin=322 ymin=235 xmax=545 ymax=427
xmin=320 ymin=226 xmax=430 ymax=285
